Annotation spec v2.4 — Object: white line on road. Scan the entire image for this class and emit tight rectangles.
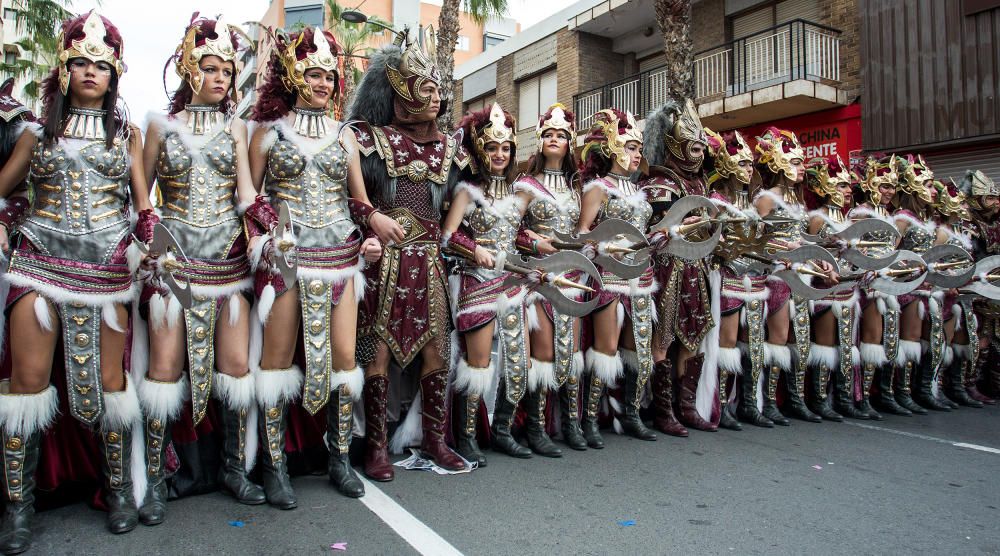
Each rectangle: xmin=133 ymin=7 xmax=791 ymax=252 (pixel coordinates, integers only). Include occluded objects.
xmin=357 ymin=476 xmax=464 ymax=556
xmin=842 ymin=421 xmax=1000 ymax=454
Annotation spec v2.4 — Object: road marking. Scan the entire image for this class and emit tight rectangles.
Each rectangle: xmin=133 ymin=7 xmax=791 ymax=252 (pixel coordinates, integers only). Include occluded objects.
xmin=357 ymin=476 xmax=464 ymax=556
xmin=843 ymin=421 xmax=1000 ymax=454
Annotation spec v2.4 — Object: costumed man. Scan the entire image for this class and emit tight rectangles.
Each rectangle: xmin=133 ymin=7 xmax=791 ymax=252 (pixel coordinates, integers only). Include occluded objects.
xmin=346 ymin=28 xmax=469 ymax=480
xmin=961 ymin=170 xmax=1000 ymax=403
xmin=638 ymin=99 xmax=716 ymax=434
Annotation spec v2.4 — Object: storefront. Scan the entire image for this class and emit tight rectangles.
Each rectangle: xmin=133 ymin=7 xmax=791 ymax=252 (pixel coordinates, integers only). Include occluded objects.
xmin=733 ymin=104 xmax=863 ymax=167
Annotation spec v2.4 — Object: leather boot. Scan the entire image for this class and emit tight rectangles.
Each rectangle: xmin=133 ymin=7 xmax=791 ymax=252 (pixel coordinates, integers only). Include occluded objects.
xmin=580 ymin=372 xmax=606 ymax=449
xmin=620 ymin=365 xmax=656 ymax=441
xmin=491 ymin=379 xmax=531 ymax=458
xmin=138 ymin=376 xmax=187 ymax=525
xmin=874 ymin=363 xmax=911 ymax=415
xmin=965 ymin=357 xmax=996 ymax=405
xmin=832 ymin=365 xmax=868 ymax=420
xmin=784 ymin=365 xmax=821 ymax=422
xmin=857 ymin=363 xmax=883 ymax=420
xmin=218 ymin=405 xmax=266 ymax=504
xmin=912 ymin=357 xmax=950 ymax=411
xmin=736 ymin=355 xmax=773 ymax=428
xmin=363 ymin=374 xmax=394 ymax=481
xmin=808 ymin=363 xmax=844 ymax=422
xmin=677 ymin=354 xmax=718 ymax=431
xmin=525 ymin=389 xmax=563 ymax=456
xmin=454 ymin=392 xmax=487 ymax=466
xmin=651 ymin=361 xmax=688 ymax=437
xmin=895 ymin=361 xmax=927 ymax=415
xmin=260 ymin=402 xmax=296 ymax=509
xmin=946 ymin=357 xmax=982 ymax=408
xmin=559 ymin=377 xmax=588 ymax=450
xmin=418 ymin=369 xmax=466 ymax=471
xmin=0 ymin=384 xmax=57 ymax=554
xmin=327 ymin=385 xmax=364 ymax=498
xmin=100 ymin=386 xmax=140 ymax=534
xmin=762 ymin=366 xmax=790 ymax=426
xmin=718 ymin=370 xmax=741 ymax=431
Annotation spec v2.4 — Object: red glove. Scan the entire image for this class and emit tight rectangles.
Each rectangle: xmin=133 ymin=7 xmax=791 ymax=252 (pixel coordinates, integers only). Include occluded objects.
xmin=244 ymin=195 xmax=279 ymax=239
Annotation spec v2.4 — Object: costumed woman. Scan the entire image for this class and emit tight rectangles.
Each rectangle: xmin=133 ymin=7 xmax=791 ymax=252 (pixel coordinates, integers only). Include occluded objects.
xmin=639 ymin=100 xmax=717 ymax=435
xmin=961 ymin=170 xmax=1000 ymax=404
xmin=442 ymin=103 xmax=536 ymax=463
xmin=752 ymin=128 xmax=817 ymax=425
xmin=347 ymin=30 xmax=468 ymax=480
xmin=892 ymin=155 xmax=944 ymax=413
xmin=851 ymin=156 xmax=908 ymax=416
xmin=702 ymin=128 xmax=762 ymax=431
xmin=139 ymin=15 xmax=261 ymax=523
xmin=247 ymin=27 xmax=384 ymax=502
xmin=512 ymin=103 xmax=587 ymax=452
xmin=803 ymin=155 xmax=867 ymax=420
xmin=577 ymin=109 xmax=658 ymax=446
xmin=0 ymin=11 xmax=153 ymax=549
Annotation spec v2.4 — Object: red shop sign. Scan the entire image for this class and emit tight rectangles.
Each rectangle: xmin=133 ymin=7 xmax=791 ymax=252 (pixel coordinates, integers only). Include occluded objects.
xmin=733 ymin=104 xmax=862 ymax=163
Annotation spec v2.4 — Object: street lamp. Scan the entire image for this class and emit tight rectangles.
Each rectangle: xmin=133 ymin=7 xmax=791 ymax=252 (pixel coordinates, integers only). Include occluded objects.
xmin=340 ymin=9 xmax=397 ymax=34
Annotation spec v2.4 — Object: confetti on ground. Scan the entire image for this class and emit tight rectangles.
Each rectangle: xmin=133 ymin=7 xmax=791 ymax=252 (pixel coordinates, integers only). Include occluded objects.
xmin=812 ymin=465 xmax=823 ymax=470
xmin=618 ymin=520 xmax=636 ymax=527
xmin=228 ymin=520 xmax=245 ymax=528
xmin=331 ymin=542 xmax=348 ymax=551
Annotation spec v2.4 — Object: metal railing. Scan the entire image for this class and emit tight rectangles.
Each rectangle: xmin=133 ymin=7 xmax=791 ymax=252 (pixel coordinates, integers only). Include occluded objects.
xmin=573 ymin=19 xmax=841 ymax=128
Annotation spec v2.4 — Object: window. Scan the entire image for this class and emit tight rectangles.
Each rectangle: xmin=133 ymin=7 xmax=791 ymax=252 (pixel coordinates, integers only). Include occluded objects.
xmin=465 ymin=93 xmax=497 ymax=114
xmin=4 ymin=52 xmax=16 ymax=66
xmin=483 ymin=33 xmax=507 ymax=50
xmin=456 ymin=36 xmax=470 ymax=52
xmin=517 ymin=70 xmax=557 ymax=131
xmin=285 ymin=5 xmax=324 ymax=28
xmin=3 ymin=9 xmax=16 ymax=22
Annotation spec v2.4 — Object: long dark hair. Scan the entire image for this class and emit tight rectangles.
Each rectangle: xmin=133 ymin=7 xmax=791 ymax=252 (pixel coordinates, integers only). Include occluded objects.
xmin=524 ymin=129 xmax=577 ymax=179
xmin=40 ymin=67 xmax=123 ymax=150
xmin=166 ymin=17 xmax=239 ymax=115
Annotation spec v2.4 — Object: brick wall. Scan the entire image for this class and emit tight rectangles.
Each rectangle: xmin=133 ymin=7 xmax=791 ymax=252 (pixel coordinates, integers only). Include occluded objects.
xmin=822 ymin=0 xmax=860 ymax=101
xmin=691 ymin=0 xmax=726 ymax=53
xmin=556 ymin=28 xmax=579 ymax=108
xmin=495 ymin=54 xmax=516 ymax=120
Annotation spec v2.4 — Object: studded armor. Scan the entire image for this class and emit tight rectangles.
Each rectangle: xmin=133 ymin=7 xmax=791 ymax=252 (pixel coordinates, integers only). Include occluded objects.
xmin=518 ymin=173 xmax=580 ymax=237
xmin=592 ymin=175 xmax=652 ymax=231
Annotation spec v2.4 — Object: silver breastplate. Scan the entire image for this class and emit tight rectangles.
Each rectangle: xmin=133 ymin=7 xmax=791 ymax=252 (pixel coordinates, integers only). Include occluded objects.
xmin=526 ymin=186 xmax=580 ymax=236
xmin=22 ymin=138 xmax=130 ymax=263
xmin=466 ymin=192 xmax=522 ymax=257
xmin=157 ymin=127 xmax=241 ymax=258
xmin=265 ymin=128 xmax=355 ymax=247
xmin=599 ymin=176 xmax=652 ymax=231
xmin=767 ymin=201 xmax=806 ymax=244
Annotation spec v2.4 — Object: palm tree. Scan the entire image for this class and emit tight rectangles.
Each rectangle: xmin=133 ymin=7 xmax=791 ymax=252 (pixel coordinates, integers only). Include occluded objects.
xmin=325 ymin=0 xmax=391 ymax=117
xmin=436 ymin=0 xmax=507 ymax=130
xmin=654 ymin=0 xmax=694 ymax=103
xmin=0 ymin=0 xmax=75 ymax=103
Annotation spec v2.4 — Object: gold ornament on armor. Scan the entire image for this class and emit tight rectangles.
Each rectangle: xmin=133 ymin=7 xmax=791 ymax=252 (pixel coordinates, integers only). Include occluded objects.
xmin=755 ymin=128 xmax=805 ymax=180
xmin=704 ymin=127 xmax=753 ymax=185
xmin=489 ymin=174 xmax=511 ymax=200
xmin=806 ymin=154 xmax=851 ymax=209
xmin=862 ymin=154 xmax=897 ymax=207
xmin=664 ymin=99 xmax=708 ymax=172
xmin=278 ymin=26 xmax=338 ymax=102
xmin=184 ymin=104 xmax=223 ymax=136
xmin=897 ymin=155 xmax=934 ymax=204
xmin=385 ymin=26 xmax=441 ymax=114
xmin=589 ymin=109 xmax=642 ymax=169
xmin=57 ymin=11 xmax=126 ymax=96
xmin=474 ymin=103 xmax=516 ymax=170
xmin=542 ymin=168 xmax=568 ymax=193
xmin=63 ymin=107 xmax=108 ymax=140
xmin=175 ymin=15 xmax=246 ymax=95
xmin=535 ymin=103 xmax=575 ymax=146
xmin=291 ymin=106 xmax=329 ymax=139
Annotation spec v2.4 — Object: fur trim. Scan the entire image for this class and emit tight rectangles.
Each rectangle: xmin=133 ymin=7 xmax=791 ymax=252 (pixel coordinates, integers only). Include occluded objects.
xmin=212 ymin=372 xmax=256 ymax=411
xmin=942 ymin=346 xmax=954 ymax=368
xmin=512 ymin=176 xmax=550 ymax=200
xmin=893 ymin=212 xmax=936 ymax=235
xmin=895 ymin=340 xmax=923 ymax=366
xmin=149 ymin=293 xmax=168 ymax=330
xmin=641 ymin=101 xmax=681 ymax=168
xmin=14 ymin=120 xmax=42 ymax=139
xmin=5 ymin=273 xmax=137 ymax=307
xmin=528 ymin=358 xmax=558 ymax=392
xmin=257 ymin=283 xmax=276 ymax=324
xmin=345 ymin=44 xmax=402 ymax=127
xmin=255 ymin=366 xmax=303 ymax=407
xmin=718 ymin=347 xmax=742 ymax=374
xmin=138 ymin=375 xmax=189 ymax=422
xmin=859 ymin=343 xmax=888 ymax=366
xmin=807 ymin=209 xmax=850 ymax=233
xmin=100 ymin=380 xmax=141 ymax=432
xmin=295 ymin=257 xmax=366 ymax=284
xmin=228 ymin=293 xmax=242 ymax=327
xmin=453 ymin=359 xmax=494 ymax=397
xmin=126 ymin=241 xmax=144 ymax=275
xmin=807 ymin=344 xmax=839 ymax=369
xmin=695 ymin=268 xmax=722 ymax=422
xmin=0 ymin=382 xmax=59 ymax=436
xmin=388 ymin=390 xmax=422 ymax=455
xmin=526 ymin=302 xmax=540 ymax=332
xmin=764 ymin=343 xmax=792 ymax=370
xmin=146 ymin=111 xmax=230 ymax=153
xmin=454 ymin=181 xmax=525 ymax=217
xmin=249 ymin=234 xmax=270 ymax=272
xmin=952 ymin=343 xmax=972 ymax=361
xmin=753 ymin=189 xmax=804 ymax=218
xmin=33 ymin=296 xmax=53 ymax=332
xmin=330 ymin=366 xmax=365 ymax=401
xmin=920 ymin=339 xmax=930 ymax=355
xmin=572 ymin=352 xmax=585 ymax=379
xmin=851 ymin=346 xmax=861 ymax=367
xmin=586 ymin=348 xmax=623 ymax=387
xmin=102 ymin=303 xmax=125 ymax=333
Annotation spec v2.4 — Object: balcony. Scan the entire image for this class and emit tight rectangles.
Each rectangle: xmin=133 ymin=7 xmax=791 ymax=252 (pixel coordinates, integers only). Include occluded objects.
xmin=573 ymin=19 xmax=847 ymax=131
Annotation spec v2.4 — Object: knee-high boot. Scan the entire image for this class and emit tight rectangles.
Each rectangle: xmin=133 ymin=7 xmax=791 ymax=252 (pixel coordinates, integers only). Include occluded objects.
xmin=327 ymin=367 xmax=365 ymax=498
xmin=214 ymin=373 xmax=266 ymax=503
xmin=946 ymin=345 xmax=982 ymax=407
xmin=453 ymin=359 xmax=492 ymax=466
xmin=99 ymin=380 xmax=141 ymax=534
xmin=559 ymin=353 xmax=588 ymax=449
xmin=137 ymin=376 xmax=188 ymax=525
xmin=619 ymin=350 xmax=656 ymax=441
xmin=525 ymin=359 xmax=561 ymax=456
xmin=783 ymin=344 xmax=821 ymax=422
xmin=677 ymin=354 xmax=718 ymax=431
xmin=582 ymin=348 xmax=621 ymax=448
xmin=761 ymin=344 xmax=790 ymax=426
xmin=491 ymin=378 xmax=531 ymax=458
xmin=0 ymin=383 xmax=58 ymax=554
xmin=717 ymin=347 xmax=741 ymax=431
xmin=256 ymin=366 xmax=302 ymax=509
xmin=912 ymin=353 xmax=950 ymax=411
xmin=807 ymin=344 xmax=843 ymax=422
xmin=962 ymin=345 xmax=995 ymax=405
xmin=651 ymin=360 xmax=688 ymax=437
xmin=362 ymin=374 xmax=394 ymax=480
xmin=736 ymin=345 xmax=773 ymax=428
xmin=894 ymin=340 xmax=927 ymax=414
xmin=418 ymin=369 xmax=465 ymax=471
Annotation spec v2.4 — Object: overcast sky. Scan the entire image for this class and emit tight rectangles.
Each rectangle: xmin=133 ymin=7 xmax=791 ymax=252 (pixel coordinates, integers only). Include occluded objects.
xmin=72 ymin=0 xmax=577 ymax=127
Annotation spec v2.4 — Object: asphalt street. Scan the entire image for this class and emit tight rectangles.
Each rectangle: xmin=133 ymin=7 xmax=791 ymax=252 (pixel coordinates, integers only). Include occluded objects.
xmin=28 ymin=405 xmax=1000 ymax=555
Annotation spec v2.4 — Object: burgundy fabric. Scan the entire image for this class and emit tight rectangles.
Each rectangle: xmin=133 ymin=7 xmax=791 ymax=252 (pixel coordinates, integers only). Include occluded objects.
xmin=446 ymin=229 xmax=477 ymax=256
xmin=454 ymin=273 xmax=508 ymax=333
xmin=653 ymin=257 xmax=711 ymax=350
xmin=767 ymin=279 xmax=791 ymax=316
xmin=134 ymin=208 xmax=159 ymax=244
xmin=243 ymin=195 xmax=278 ymax=238
xmin=347 ymin=198 xmax=378 ymax=228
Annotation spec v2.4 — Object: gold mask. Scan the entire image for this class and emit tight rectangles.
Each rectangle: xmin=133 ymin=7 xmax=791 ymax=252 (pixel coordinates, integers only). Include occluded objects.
xmin=664 ymin=99 xmax=708 ymax=172
xmin=897 ymin=155 xmax=934 ymax=204
xmin=755 ymin=128 xmax=805 ymax=181
xmin=862 ymin=155 xmax=897 ymax=207
xmin=705 ymin=127 xmax=753 ymax=185
xmin=588 ymin=109 xmax=642 ymax=170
